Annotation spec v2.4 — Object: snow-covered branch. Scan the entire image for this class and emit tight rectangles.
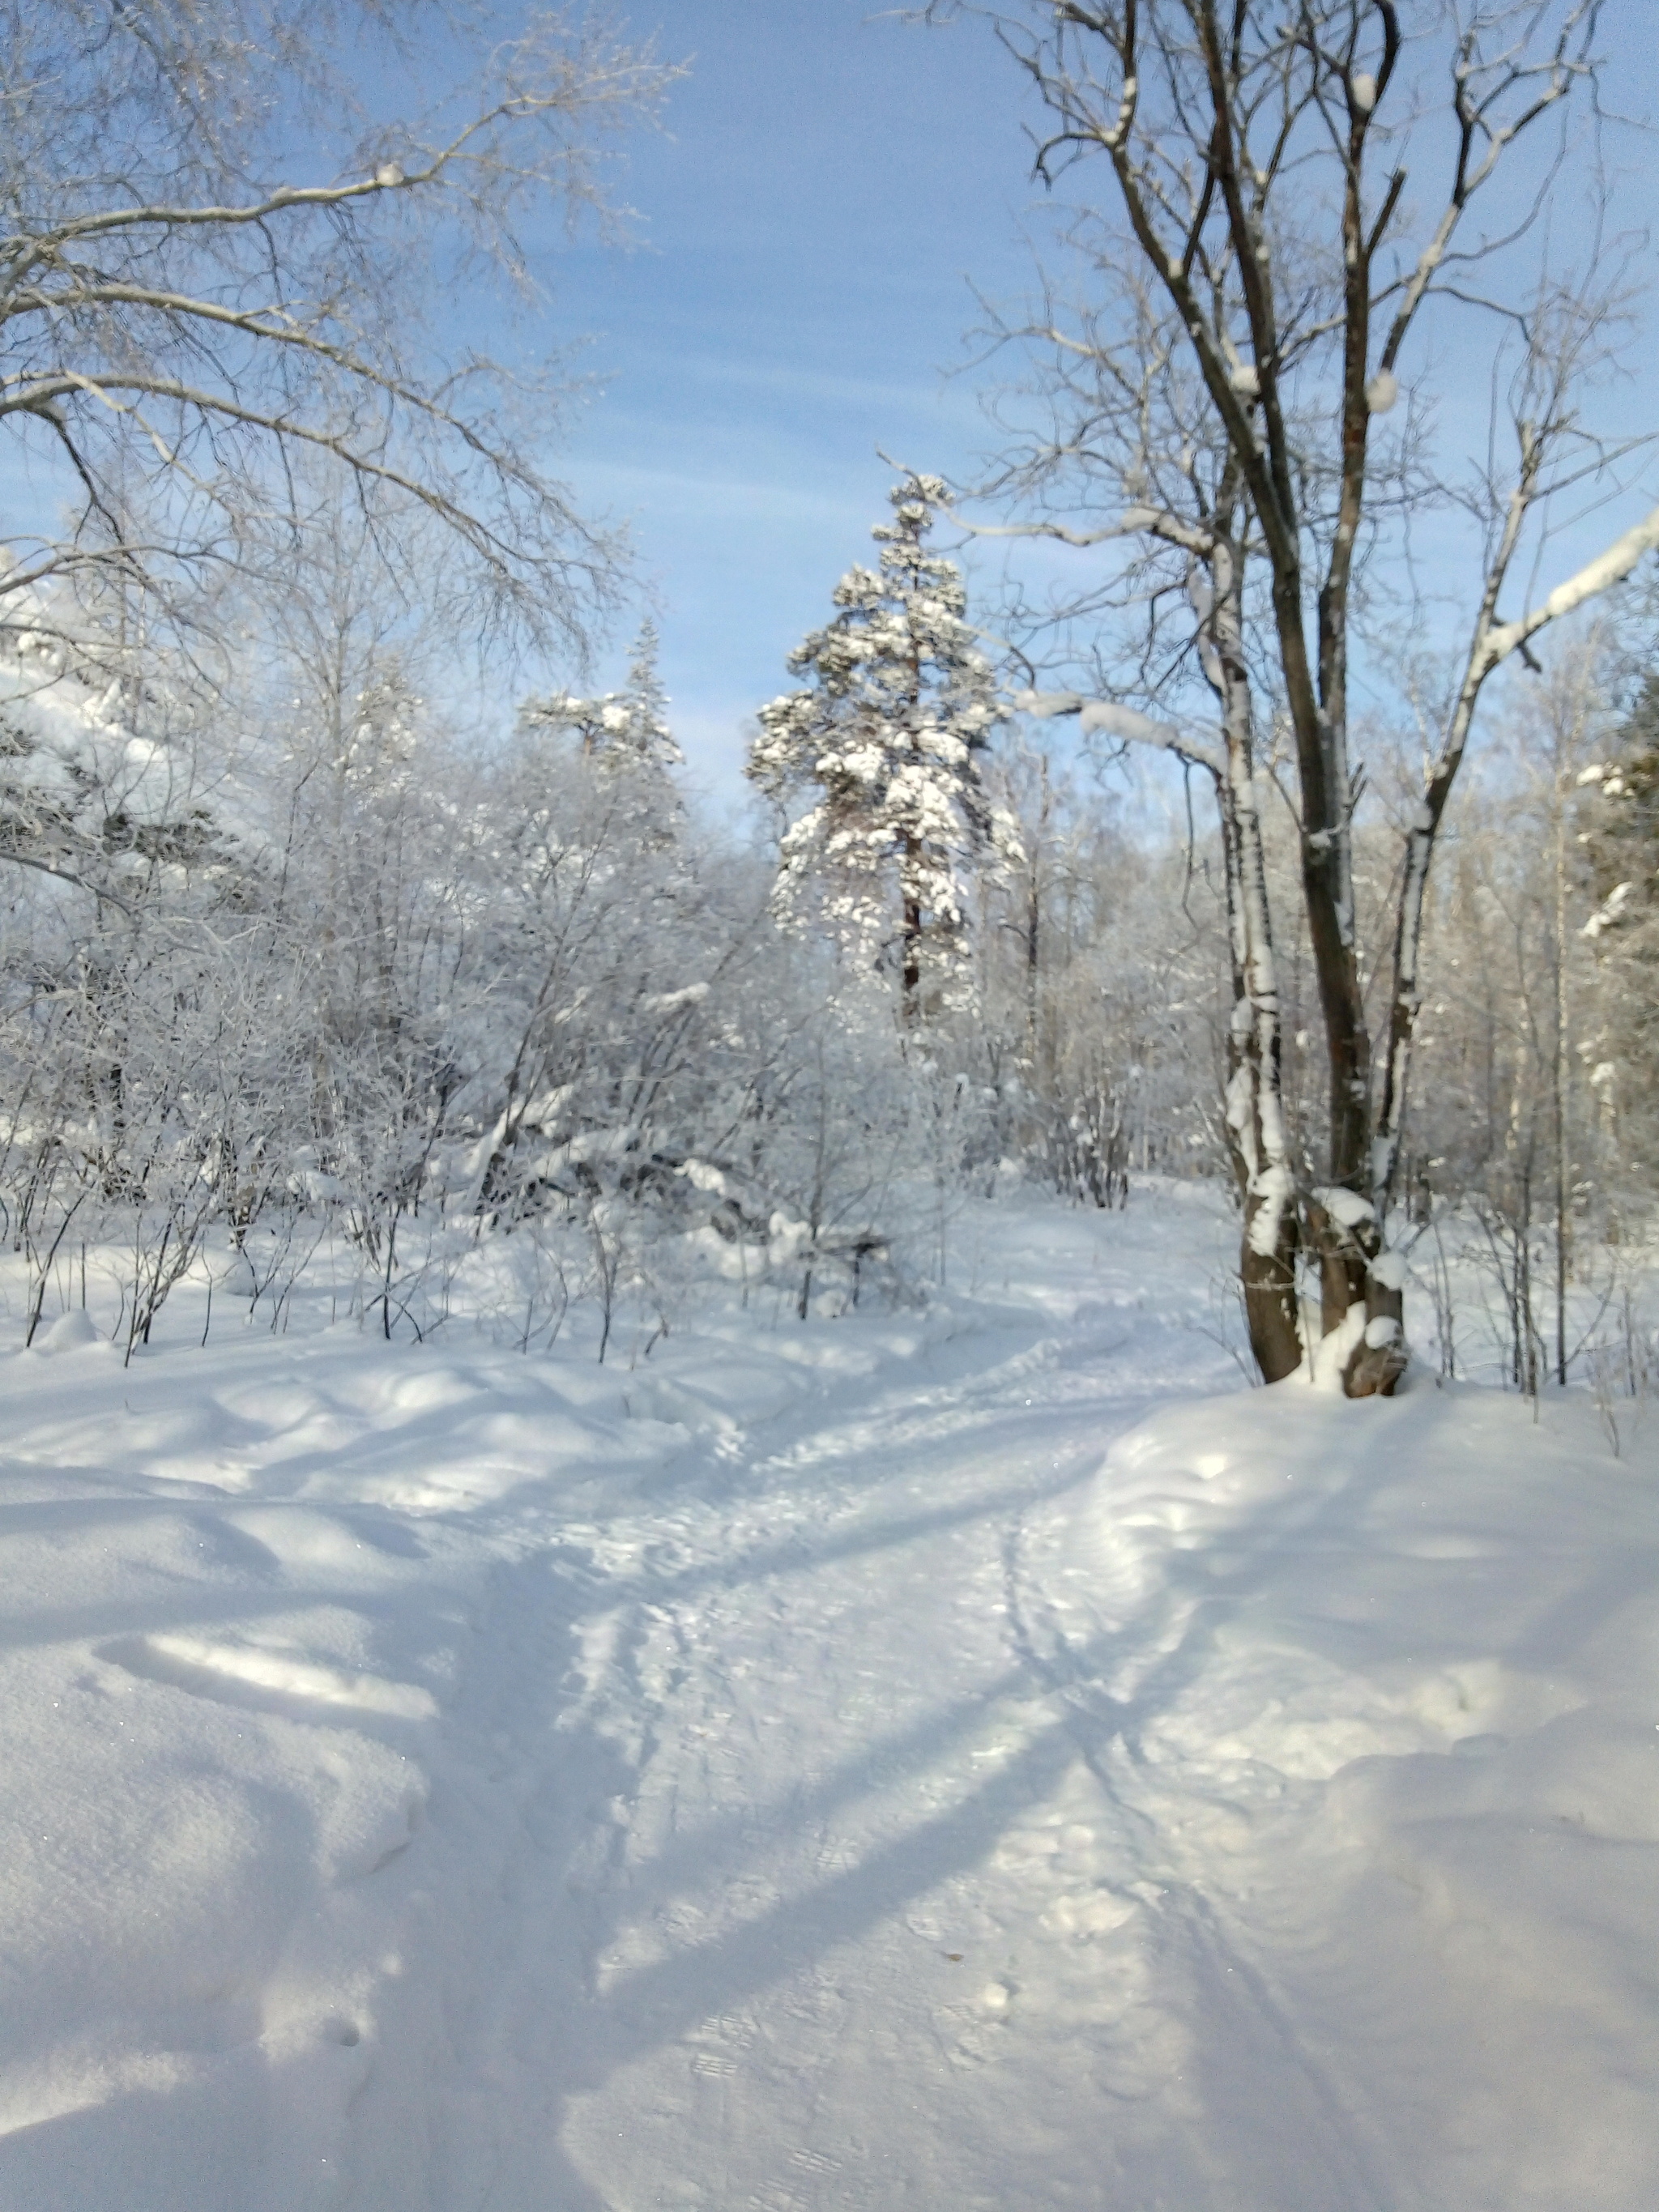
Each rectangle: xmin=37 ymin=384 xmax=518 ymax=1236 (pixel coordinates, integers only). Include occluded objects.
xmin=1476 ymin=501 xmax=1659 ymax=680
xmin=1013 ymin=689 xmax=1221 ymax=775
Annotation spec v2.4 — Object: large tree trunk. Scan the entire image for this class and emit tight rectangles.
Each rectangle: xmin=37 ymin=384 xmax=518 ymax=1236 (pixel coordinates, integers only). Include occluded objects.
xmin=1204 ymin=530 xmax=1303 ymax=1383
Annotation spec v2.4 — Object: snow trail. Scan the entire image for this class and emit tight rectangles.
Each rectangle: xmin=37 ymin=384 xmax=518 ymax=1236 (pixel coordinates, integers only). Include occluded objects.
xmin=2 ymin=1192 xmax=1657 ymax=2209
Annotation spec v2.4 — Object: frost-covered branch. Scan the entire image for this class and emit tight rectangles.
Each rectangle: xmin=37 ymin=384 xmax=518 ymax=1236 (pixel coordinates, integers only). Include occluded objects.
xmin=0 ymin=2 xmax=680 ymax=646
xmin=1013 ymin=688 xmax=1221 ymax=775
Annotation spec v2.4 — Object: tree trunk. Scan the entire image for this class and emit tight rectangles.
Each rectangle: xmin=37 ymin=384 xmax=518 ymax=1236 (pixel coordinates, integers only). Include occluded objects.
xmin=1205 ymin=533 xmax=1302 ymax=1383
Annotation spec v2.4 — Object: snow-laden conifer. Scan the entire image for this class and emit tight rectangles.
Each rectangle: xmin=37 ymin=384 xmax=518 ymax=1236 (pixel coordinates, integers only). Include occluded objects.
xmin=747 ymin=475 xmax=1014 ymax=1018
xmin=523 ymin=619 xmax=683 ymax=774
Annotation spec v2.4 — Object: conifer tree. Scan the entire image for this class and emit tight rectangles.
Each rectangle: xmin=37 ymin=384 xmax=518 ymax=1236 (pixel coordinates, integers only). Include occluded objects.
xmin=748 ymin=475 xmax=1011 ymax=1019
xmin=524 ymin=619 xmax=683 ymax=773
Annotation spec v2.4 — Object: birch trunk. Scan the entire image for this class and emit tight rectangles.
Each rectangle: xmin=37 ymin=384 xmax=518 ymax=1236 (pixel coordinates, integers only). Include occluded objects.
xmin=1201 ymin=539 xmax=1302 ymax=1381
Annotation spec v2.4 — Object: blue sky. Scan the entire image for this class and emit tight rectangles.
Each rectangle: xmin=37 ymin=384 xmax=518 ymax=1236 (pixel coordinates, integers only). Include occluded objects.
xmin=542 ymin=2 xmax=1053 ymax=801
xmin=0 ymin=1 xmax=1047 ymax=806
xmin=539 ymin=2 xmax=1659 ymax=805
xmin=3 ymin=2 xmax=1653 ymax=812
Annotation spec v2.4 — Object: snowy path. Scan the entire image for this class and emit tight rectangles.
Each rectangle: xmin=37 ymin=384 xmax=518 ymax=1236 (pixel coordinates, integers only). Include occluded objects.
xmin=3 ymin=1195 xmax=1658 ymax=2209
xmin=414 ymin=1315 xmax=1201 ymax=2212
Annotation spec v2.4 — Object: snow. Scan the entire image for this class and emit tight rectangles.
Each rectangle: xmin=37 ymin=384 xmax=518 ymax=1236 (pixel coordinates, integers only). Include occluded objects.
xmin=1245 ymin=1162 xmax=1295 ymax=1255
xmin=1010 ymin=689 xmax=1197 ymax=759
xmin=1584 ymin=880 xmax=1635 ymax=938
xmin=1363 ymin=367 xmax=1397 ymax=413
xmin=1315 ymin=1183 xmax=1375 ymax=1230
xmin=2 ymin=1187 xmax=1658 ymax=2209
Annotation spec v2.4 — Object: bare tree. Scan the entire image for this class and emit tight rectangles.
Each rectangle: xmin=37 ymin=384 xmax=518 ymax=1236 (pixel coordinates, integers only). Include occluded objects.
xmin=935 ymin=0 xmax=1659 ymax=1391
xmin=978 ymin=735 xmax=1218 ymax=1204
xmin=0 ymin=0 xmax=676 ymax=650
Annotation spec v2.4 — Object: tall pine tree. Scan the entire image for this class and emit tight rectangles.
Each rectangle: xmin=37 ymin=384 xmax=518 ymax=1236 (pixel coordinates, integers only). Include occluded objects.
xmin=748 ymin=475 xmax=1011 ymax=1019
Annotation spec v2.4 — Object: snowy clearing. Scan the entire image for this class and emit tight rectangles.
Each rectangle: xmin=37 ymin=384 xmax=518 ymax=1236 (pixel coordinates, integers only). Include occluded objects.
xmin=2 ymin=1187 xmax=1657 ymax=2210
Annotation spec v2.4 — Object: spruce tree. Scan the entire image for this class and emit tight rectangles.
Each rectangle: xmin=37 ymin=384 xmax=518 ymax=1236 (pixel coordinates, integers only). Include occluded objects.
xmin=523 ymin=619 xmax=682 ymax=773
xmin=748 ymin=475 xmax=1010 ymax=1019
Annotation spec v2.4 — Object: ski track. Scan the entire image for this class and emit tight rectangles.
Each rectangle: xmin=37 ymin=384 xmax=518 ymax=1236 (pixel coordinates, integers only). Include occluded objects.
xmin=357 ymin=1311 xmax=1397 ymax=2212
xmin=4 ymin=1196 xmax=1657 ymax=2210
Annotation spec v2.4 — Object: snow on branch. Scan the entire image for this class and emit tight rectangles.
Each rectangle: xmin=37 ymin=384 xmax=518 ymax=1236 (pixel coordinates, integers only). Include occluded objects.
xmin=1477 ymin=501 xmax=1659 ymax=680
xmin=1012 ymin=690 xmax=1221 ymax=775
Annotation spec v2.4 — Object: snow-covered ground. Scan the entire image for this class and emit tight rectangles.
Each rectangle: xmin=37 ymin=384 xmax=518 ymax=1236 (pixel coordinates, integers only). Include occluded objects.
xmin=2 ymin=1187 xmax=1657 ymax=2210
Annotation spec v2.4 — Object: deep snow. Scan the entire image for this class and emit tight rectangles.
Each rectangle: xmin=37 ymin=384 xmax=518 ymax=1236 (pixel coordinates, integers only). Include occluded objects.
xmin=2 ymin=1189 xmax=1657 ymax=2210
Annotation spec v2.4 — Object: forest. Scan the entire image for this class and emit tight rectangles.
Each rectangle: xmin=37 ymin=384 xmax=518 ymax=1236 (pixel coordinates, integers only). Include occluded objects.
xmin=2 ymin=0 xmax=1656 ymax=1404
xmin=5 ymin=7 xmax=1659 ymax=2209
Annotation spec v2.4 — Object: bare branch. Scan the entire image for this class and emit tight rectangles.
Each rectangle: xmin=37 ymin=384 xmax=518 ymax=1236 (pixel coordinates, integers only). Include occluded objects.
xmin=0 ymin=848 xmax=139 ymax=917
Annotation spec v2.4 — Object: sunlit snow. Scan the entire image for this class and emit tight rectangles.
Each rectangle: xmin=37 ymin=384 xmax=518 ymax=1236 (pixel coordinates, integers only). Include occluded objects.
xmin=2 ymin=1187 xmax=1656 ymax=2210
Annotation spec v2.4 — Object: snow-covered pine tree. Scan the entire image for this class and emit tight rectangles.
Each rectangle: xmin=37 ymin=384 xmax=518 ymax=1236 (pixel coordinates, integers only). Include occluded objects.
xmin=620 ymin=620 xmax=680 ymax=771
xmin=747 ymin=475 xmax=1013 ymax=1020
xmin=522 ymin=619 xmax=683 ymax=774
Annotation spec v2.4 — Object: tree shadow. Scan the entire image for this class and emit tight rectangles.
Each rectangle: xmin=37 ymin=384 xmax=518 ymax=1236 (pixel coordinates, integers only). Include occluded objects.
xmin=476 ymin=1386 xmax=1503 ymax=2209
